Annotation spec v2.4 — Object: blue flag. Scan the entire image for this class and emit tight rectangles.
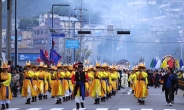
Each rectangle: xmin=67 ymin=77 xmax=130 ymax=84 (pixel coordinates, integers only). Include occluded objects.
xmin=40 ymin=49 xmax=49 ymax=63
xmin=180 ymin=59 xmax=183 ymax=68
xmin=154 ymin=58 xmax=157 ymax=68
xmin=50 ymin=49 xmax=62 ymax=65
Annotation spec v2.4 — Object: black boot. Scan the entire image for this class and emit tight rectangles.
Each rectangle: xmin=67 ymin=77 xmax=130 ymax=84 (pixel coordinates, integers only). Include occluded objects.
xmin=45 ymin=95 xmax=48 ymax=99
xmin=81 ymin=102 xmax=84 ymax=108
xmin=55 ymin=100 xmax=59 ymax=104
xmin=5 ymin=103 xmax=9 ymax=109
xmin=76 ymin=103 xmax=80 ymax=110
xmin=101 ymin=97 xmax=103 ymax=102
xmin=39 ymin=95 xmax=42 ymax=100
xmin=103 ymin=97 xmax=106 ymax=102
xmin=25 ymin=98 xmax=31 ymax=104
xmin=1 ymin=104 xmax=5 ymax=110
xmin=34 ymin=96 xmax=37 ymax=102
xmin=94 ymin=99 xmax=97 ymax=104
xmin=63 ymin=97 xmax=66 ymax=102
xmin=43 ymin=95 xmax=45 ymax=99
xmin=59 ymin=98 xmax=62 ymax=104
xmin=31 ymin=97 xmax=35 ymax=102
xmin=97 ymin=98 xmax=100 ymax=104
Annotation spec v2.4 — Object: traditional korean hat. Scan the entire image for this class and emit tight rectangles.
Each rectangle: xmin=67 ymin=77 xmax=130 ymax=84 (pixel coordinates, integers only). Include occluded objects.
xmin=25 ymin=61 xmax=31 ymax=67
xmin=43 ymin=64 xmax=48 ymax=68
xmin=49 ymin=65 xmax=55 ymax=70
xmin=38 ymin=62 xmax=44 ymax=68
xmin=1 ymin=62 xmax=9 ymax=68
xmin=68 ymin=65 xmax=73 ymax=71
xmin=57 ymin=61 xmax=62 ymax=68
xmin=95 ymin=62 xmax=101 ymax=67
xmin=138 ymin=63 xmax=146 ymax=69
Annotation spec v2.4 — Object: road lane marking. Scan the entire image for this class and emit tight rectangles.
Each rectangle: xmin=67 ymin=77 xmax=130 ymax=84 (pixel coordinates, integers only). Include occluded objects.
xmin=7 ymin=108 xmax=20 ymax=110
xmin=27 ymin=108 xmax=42 ymax=110
xmin=96 ymin=108 xmax=108 ymax=110
xmin=164 ymin=109 xmax=176 ymax=110
xmin=119 ymin=108 xmax=131 ymax=110
xmin=72 ymin=108 xmax=86 ymax=110
xmin=141 ymin=108 xmax=153 ymax=110
xmin=50 ymin=108 xmax=64 ymax=110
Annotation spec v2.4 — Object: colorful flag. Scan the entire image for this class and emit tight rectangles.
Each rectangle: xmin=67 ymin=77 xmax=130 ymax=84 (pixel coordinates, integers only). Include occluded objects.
xmin=150 ymin=58 xmax=154 ymax=68
xmin=154 ymin=58 xmax=157 ymax=68
xmin=40 ymin=49 xmax=50 ymax=63
xmin=180 ymin=59 xmax=183 ymax=68
xmin=167 ymin=59 xmax=173 ymax=68
xmin=36 ymin=56 xmax=42 ymax=63
xmin=155 ymin=59 xmax=161 ymax=69
xmin=161 ymin=59 xmax=167 ymax=69
xmin=50 ymin=49 xmax=62 ymax=65
xmin=175 ymin=59 xmax=180 ymax=69
xmin=44 ymin=50 xmax=49 ymax=59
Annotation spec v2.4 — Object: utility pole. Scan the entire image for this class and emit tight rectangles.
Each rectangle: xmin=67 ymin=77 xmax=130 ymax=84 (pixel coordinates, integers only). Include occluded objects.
xmin=74 ymin=0 xmax=87 ymax=62
xmin=0 ymin=0 xmax=2 ymax=65
xmin=14 ymin=0 xmax=18 ymax=67
xmin=47 ymin=10 xmax=51 ymax=53
xmin=6 ymin=0 xmax=12 ymax=62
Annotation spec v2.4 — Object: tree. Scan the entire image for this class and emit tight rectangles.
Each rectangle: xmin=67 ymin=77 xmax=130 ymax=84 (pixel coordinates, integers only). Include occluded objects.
xmin=75 ymin=48 xmax=92 ymax=61
xmin=18 ymin=18 xmax=39 ymax=30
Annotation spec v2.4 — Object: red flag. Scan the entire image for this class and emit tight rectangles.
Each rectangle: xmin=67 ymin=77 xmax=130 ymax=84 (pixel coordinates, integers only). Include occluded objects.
xmin=36 ymin=56 xmax=42 ymax=62
xmin=44 ymin=50 xmax=49 ymax=59
xmin=167 ymin=59 xmax=173 ymax=68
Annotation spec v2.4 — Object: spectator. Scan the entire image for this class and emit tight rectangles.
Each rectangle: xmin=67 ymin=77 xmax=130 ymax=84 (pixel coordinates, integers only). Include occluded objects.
xmin=161 ymin=68 xmax=177 ymax=106
xmin=12 ymin=69 xmax=20 ymax=97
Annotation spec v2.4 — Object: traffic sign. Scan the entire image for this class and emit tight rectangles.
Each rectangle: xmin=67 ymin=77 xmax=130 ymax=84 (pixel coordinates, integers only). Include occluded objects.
xmin=51 ymin=33 xmax=65 ymax=37
xmin=66 ymin=40 xmax=79 ymax=49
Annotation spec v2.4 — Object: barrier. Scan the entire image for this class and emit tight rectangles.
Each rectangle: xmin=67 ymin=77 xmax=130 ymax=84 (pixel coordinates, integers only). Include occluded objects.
xmin=178 ymin=78 xmax=184 ymax=90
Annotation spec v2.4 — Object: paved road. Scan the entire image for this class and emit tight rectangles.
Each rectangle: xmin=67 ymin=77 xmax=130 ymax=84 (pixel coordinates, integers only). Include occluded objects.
xmin=8 ymin=87 xmax=184 ymax=110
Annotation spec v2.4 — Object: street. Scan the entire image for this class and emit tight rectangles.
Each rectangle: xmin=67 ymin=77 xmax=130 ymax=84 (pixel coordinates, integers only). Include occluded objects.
xmin=8 ymin=87 xmax=184 ymax=110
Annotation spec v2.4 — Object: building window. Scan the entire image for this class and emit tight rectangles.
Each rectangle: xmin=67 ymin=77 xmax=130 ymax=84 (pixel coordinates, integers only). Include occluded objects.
xmin=33 ymin=39 xmax=43 ymax=44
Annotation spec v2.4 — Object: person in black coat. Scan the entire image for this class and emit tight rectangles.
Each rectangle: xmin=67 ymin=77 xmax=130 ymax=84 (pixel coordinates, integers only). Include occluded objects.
xmin=161 ymin=68 xmax=177 ymax=106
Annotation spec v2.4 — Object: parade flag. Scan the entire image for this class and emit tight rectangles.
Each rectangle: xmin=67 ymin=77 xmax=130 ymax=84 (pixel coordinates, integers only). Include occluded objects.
xmin=44 ymin=50 xmax=49 ymax=59
xmin=154 ymin=58 xmax=157 ymax=68
xmin=155 ymin=59 xmax=161 ymax=69
xmin=175 ymin=59 xmax=180 ymax=69
xmin=150 ymin=58 xmax=154 ymax=68
xmin=180 ymin=59 xmax=183 ymax=68
xmin=161 ymin=59 xmax=167 ymax=68
xmin=50 ymin=49 xmax=62 ymax=65
xmin=167 ymin=59 xmax=173 ymax=68
xmin=36 ymin=56 xmax=42 ymax=63
xmin=40 ymin=49 xmax=50 ymax=63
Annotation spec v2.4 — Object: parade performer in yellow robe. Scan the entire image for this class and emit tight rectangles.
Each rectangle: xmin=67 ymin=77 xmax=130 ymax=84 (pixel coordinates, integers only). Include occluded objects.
xmin=72 ymin=63 xmax=89 ymax=110
xmin=43 ymin=65 xmax=50 ymax=99
xmin=100 ymin=64 xmax=108 ymax=102
xmin=36 ymin=62 xmax=45 ymax=100
xmin=68 ymin=65 xmax=75 ymax=100
xmin=21 ymin=61 xmax=34 ymax=104
xmin=0 ymin=62 xmax=12 ymax=109
xmin=31 ymin=65 xmax=38 ymax=102
xmin=134 ymin=63 xmax=148 ymax=105
xmin=49 ymin=66 xmax=56 ymax=98
xmin=54 ymin=62 xmax=64 ymax=104
xmin=89 ymin=63 xmax=102 ymax=104
xmin=64 ymin=65 xmax=73 ymax=101
xmin=128 ymin=68 xmax=136 ymax=94
xmin=111 ymin=66 xmax=119 ymax=96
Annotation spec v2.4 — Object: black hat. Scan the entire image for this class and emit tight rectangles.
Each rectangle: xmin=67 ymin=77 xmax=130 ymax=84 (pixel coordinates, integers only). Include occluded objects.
xmin=78 ymin=63 xmax=83 ymax=68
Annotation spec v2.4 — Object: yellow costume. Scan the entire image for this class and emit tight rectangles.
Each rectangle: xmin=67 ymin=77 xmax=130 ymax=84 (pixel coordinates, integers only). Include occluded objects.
xmin=134 ymin=63 xmax=148 ymax=105
xmin=0 ymin=62 xmax=12 ymax=109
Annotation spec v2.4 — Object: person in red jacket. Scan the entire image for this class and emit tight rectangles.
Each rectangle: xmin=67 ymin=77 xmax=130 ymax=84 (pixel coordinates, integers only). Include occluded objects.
xmin=71 ymin=63 xmax=89 ymax=110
